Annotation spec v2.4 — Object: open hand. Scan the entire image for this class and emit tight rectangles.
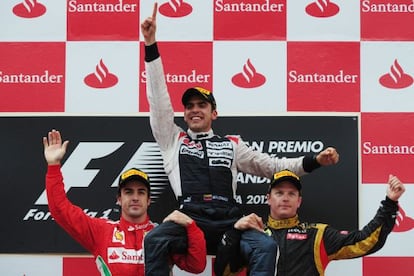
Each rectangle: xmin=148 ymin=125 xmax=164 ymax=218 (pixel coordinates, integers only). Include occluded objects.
xmin=43 ymin=129 xmax=69 ymax=165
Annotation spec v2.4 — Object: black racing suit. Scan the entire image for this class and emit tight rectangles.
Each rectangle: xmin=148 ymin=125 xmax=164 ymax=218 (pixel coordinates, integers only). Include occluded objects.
xmin=143 ymin=43 xmax=321 ymax=275
xmin=239 ymin=197 xmax=398 ymax=276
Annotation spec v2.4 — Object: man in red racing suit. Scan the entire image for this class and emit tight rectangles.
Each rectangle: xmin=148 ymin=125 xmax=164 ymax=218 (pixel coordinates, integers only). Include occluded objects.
xmin=44 ymin=129 xmax=206 ymax=276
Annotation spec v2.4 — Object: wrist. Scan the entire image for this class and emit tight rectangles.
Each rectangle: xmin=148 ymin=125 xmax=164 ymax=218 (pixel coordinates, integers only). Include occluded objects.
xmin=302 ymin=155 xmax=321 ymax=172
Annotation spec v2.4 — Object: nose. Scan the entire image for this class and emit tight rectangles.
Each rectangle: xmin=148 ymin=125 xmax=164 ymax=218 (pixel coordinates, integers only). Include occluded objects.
xmin=281 ymin=193 xmax=290 ymax=201
xmin=131 ymin=191 xmax=140 ymax=201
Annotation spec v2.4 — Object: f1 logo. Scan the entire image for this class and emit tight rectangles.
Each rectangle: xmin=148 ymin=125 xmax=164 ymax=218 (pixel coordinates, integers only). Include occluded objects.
xmin=35 ymin=142 xmax=124 ymax=205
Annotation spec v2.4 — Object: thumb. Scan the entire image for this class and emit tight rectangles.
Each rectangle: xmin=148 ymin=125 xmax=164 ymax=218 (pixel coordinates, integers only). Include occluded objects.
xmin=62 ymin=140 xmax=69 ymax=151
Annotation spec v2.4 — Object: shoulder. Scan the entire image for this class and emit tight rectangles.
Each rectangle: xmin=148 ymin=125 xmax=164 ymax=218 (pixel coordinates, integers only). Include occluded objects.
xmin=300 ymin=222 xmax=328 ymax=230
xmin=225 ymin=134 xmax=242 ymax=144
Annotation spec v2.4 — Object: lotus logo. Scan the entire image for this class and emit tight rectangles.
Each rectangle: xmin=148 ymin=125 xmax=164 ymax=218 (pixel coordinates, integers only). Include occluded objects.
xmin=84 ymin=59 xmax=118 ymax=89
xmin=231 ymin=59 xmax=266 ymax=88
xmin=159 ymin=0 xmax=192 ymax=18
xmin=393 ymin=206 xmax=414 ymax=233
xmin=379 ymin=59 xmax=413 ymax=89
xmin=13 ymin=0 xmax=46 ymax=18
xmin=305 ymin=0 xmax=339 ymax=18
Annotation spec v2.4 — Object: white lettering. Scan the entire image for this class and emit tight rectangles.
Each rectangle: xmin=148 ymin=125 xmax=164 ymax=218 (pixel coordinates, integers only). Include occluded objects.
xmin=250 ymin=141 xmax=265 ymax=151
xmin=207 ymin=148 xmax=233 ymax=158
xmin=265 ymin=141 xmax=323 ymax=153
xmin=68 ymin=0 xmax=137 ymax=13
xmin=141 ymin=70 xmax=210 ymax=84
xmin=180 ymin=146 xmax=204 ymax=158
xmin=289 ymin=70 xmax=358 ymax=83
xmin=206 ymin=140 xmax=232 ymax=149
xmin=363 ymin=141 xmax=414 ymax=154
xmin=215 ymin=0 xmax=284 ymax=12
xmin=361 ymin=0 xmax=414 ymax=13
xmin=23 ymin=209 xmax=52 ymax=221
xmin=237 ymin=172 xmax=270 ymax=184
xmin=0 ymin=70 xmax=63 ymax=84
xmin=165 ymin=70 xmax=210 ymax=83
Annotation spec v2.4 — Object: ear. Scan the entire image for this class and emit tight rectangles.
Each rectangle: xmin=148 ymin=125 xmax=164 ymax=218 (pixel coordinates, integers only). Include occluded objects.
xmin=266 ymin=193 xmax=271 ymax=206
xmin=116 ymin=196 xmax=121 ymax=206
xmin=297 ymin=196 xmax=302 ymax=208
xmin=211 ymin=109 xmax=218 ymax=120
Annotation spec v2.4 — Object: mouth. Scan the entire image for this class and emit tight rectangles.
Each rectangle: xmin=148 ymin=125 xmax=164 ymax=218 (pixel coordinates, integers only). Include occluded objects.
xmin=190 ymin=116 xmax=202 ymax=121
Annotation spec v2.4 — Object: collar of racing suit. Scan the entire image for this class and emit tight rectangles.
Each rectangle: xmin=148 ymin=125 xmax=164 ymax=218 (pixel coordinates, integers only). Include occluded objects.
xmin=118 ymin=215 xmax=154 ymax=232
xmin=267 ymin=215 xmax=300 ymax=230
xmin=187 ymin=128 xmax=215 ymax=140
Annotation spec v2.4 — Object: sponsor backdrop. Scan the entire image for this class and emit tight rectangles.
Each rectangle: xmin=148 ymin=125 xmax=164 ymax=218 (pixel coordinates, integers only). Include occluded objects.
xmin=0 ymin=0 xmax=413 ymax=275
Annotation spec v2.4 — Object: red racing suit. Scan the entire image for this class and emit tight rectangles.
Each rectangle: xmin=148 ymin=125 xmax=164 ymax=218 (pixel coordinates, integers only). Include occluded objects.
xmin=46 ymin=164 xmax=206 ymax=276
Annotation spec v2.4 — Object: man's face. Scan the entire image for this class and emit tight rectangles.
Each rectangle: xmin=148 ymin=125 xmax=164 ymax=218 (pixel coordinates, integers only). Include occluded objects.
xmin=267 ymin=181 xmax=302 ymax=220
xmin=183 ymin=95 xmax=218 ymax=132
xmin=117 ymin=181 xmax=150 ymax=223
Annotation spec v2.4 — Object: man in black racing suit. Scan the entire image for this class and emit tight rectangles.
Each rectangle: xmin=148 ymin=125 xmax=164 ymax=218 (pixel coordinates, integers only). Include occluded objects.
xmin=140 ymin=3 xmax=340 ymax=275
xmin=225 ymin=170 xmax=405 ymax=276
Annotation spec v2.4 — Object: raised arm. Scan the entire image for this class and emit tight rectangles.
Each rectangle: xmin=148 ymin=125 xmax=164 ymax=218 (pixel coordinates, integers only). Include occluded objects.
xmin=234 ymin=134 xmax=340 ymax=178
xmin=43 ymin=129 xmax=101 ymax=252
xmin=141 ymin=3 xmax=183 ymax=153
xmin=325 ymin=175 xmax=405 ymax=260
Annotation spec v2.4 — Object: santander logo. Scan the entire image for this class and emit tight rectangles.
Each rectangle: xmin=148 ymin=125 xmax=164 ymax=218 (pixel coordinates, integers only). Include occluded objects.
xmin=231 ymin=59 xmax=266 ymax=88
xmin=84 ymin=59 xmax=118 ymax=89
xmin=109 ymin=250 xmax=120 ymax=260
xmin=305 ymin=0 xmax=339 ymax=18
xmin=13 ymin=0 xmax=46 ymax=18
xmin=159 ymin=0 xmax=192 ymax=17
xmin=393 ymin=206 xmax=414 ymax=233
xmin=379 ymin=59 xmax=413 ymax=89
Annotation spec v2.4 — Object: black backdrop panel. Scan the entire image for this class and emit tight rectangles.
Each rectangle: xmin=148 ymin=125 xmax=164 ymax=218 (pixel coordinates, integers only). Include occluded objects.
xmin=0 ymin=115 xmax=358 ymax=253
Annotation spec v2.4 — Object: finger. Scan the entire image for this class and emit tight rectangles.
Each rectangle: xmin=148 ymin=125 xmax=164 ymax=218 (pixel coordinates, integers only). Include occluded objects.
xmin=152 ymin=2 xmax=158 ymax=21
xmin=254 ymin=215 xmax=264 ymax=229
xmin=55 ymin=130 xmax=62 ymax=144
xmin=62 ymin=140 xmax=69 ymax=152
xmin=42 ymin=137 xmax=48 ymax=148
xmin=48 ymin=131 xmax=54 ymax=145
xmin=50 ymin=129 xmax=59 ymax=143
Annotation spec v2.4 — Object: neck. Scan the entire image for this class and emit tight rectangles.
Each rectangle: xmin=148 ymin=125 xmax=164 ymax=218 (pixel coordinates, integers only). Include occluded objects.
xmin=122 ymin=215 xmax=147 ymax=225
xmin=267 ymin=214 xmax=300 ymax=229
xmin=187 ymin=128 xmax=214 ymax=139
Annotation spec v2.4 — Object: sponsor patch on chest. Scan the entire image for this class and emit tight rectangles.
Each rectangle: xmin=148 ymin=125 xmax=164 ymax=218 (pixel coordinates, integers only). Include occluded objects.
xmin=107 ymin=247 xmax=144 ymax=264
xmin=286 ymin=233 xmax=308 ymax=240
